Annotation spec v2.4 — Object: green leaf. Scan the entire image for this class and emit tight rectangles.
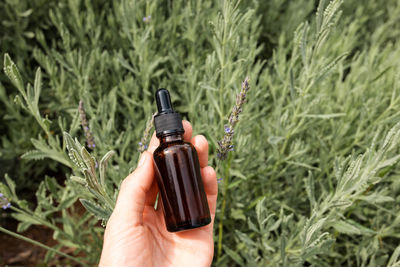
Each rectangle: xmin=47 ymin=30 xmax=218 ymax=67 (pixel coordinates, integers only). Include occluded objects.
xmin=12 ymin=213 xmax=41 ymax=225
xmin=223 ymin=246 xmax=245 ymax=266
xmin=79 ymin=199 xmax=110 ymax=220
xmin=3 ymin=53 xmax=25 ymax=93
xmin=99 ymin=150 xmax=116 ymax=188
xmin=230 ymin=169 xmax=247 ymax=180
xmin=207 ymin=91 xmax=222 ymax=119
xmin=33 ymin=68 xmax=42 ymax=107
xmin=332 ymin=220 xmax=361 ymax=235
xmin=70 ymin=175 xmax=87 ymax=185
xmin=280 ymin=234 xmax=287 ymax=267
xmin=63 ymin=131 xmax=77 ymax=153
xmin=316 ymin=0 xmax=327 ymax=35
xmin=332 ymin=219 xmax=374 ymax=235
xmin=58 ymin=195 xmax=77 ymax=210
xmin=256 ymin=197 xmax=266 ymax=225
xmin=21 ymin=150 xmax=48 ymax=160
xmin=5 ymin=174 xmax=16 ymax=196
xmin=304 ymin=171 xmax=316 ymax=208
xmin=17 ymin=222 xmax=32 ymax=233
xmin=235 ymin=230 xmax=257 ymax=247
xmin=298 ymin=113 xmax=346 ymax=119
xmin=64 ymin=132 xmax=85 ymax=168
xmin=388 ymin=245 xmax=400 ymax=267
xmin=300 ymin=22 xmax=309 ymax=71
xmin=356 ymin=192 xmax=394 ymax=204
xmin=81 ymin=146 xmax=96 ymax=172
xmin=314 ymin=53 xmax=348 ymax=83
xmin=44 ymin=177 xmax=59 ymax=199
xmin=231 ymin=209 xmax=246 ymax=221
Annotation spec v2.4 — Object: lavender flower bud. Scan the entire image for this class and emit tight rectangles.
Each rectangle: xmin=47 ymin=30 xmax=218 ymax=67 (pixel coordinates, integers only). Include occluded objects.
xmin=138 ymin=113 xmax=156 ymax=153
xmin=143 ymin=15 xmax=151 ymax=23
xmin=0 ymin=193 xmax=11 ymax=210
xmin=217 ymin=77 xmax=250 ymax=160
xmin=78 ymin=100 xmax=96 ymax=149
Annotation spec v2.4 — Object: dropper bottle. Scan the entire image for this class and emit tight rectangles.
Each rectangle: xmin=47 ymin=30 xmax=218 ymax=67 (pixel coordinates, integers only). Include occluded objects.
xmin=153 ymin=88 xmax=211 ymax=232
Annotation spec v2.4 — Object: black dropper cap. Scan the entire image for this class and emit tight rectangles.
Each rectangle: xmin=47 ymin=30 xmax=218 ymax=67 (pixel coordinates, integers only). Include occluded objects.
xmin=154 ymin=88 xmax=184 ymax=137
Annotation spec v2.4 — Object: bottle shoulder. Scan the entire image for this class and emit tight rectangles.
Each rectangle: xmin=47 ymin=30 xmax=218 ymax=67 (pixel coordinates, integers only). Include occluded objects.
xmin=153 ymin=141 xmax=195 ymax=155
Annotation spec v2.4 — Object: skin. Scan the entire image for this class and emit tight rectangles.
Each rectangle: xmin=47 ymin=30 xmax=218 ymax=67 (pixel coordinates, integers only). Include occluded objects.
xmin=99 ymin=121 xmax=218 ymax=267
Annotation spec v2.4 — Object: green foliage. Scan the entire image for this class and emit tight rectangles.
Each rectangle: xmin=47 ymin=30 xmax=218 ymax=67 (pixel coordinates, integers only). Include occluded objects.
xmin=1 ymin=0 xmax=400 ymax=266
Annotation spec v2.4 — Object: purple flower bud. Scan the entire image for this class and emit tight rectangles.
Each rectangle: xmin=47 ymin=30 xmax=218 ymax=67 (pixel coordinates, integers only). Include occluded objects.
xmin=79 ymin=100 xmax=96 ymax=150
xmin=143 ymin=17 xmax=147 ymax=22
xmin=217 ymin=77 xmax=250 ymax=160
xmin=217 ymin=178 xmax=223 ymax=183
xmin=138 ymin=113 xmax=156 ymax=153
xmin=1 ymin=193 xmax=11 ymax=210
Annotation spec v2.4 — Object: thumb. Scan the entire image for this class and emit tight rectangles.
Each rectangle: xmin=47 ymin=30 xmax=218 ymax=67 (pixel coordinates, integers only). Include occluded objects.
xmin=112 ymin=151 xmax=154 ymax=226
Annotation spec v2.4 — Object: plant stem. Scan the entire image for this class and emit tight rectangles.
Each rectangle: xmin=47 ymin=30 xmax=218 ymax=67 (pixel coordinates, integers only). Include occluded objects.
xmin=0 ymin=226 xmax=88 ymax=267
xmin=217 ymin=154 xmax=232 ymax=259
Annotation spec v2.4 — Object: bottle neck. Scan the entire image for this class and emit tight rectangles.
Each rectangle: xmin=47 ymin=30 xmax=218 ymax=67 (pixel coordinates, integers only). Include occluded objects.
xmin=158 ymin=133 xmax=184 ymax=144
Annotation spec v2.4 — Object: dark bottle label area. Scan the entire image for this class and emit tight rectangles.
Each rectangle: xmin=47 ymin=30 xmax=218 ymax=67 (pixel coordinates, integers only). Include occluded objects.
xmin=153 ymin=141 xmax=211 ymax=232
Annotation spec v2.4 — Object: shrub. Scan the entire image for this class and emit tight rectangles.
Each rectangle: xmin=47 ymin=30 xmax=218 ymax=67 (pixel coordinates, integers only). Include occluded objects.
xmin=1 ymin=0 xmax=400 ymax=266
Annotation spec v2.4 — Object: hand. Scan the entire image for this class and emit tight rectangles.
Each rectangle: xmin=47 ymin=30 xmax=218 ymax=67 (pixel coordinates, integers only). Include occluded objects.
xmin=99 ymin=121 xmax=218 ymax=267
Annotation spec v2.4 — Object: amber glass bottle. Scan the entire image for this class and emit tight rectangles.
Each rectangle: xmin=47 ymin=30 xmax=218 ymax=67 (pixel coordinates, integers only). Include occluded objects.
xmin=153 ymin=88 xmax=211 ymax=232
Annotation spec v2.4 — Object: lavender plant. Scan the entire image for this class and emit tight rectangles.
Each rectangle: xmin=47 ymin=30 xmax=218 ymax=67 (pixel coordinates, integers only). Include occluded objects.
xmin=1 ymin=0 xmax=400 ymax=266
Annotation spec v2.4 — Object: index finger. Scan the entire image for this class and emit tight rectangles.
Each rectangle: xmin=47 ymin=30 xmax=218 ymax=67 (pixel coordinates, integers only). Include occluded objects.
xmin=191 ymin=135 xmax=209 ymax=168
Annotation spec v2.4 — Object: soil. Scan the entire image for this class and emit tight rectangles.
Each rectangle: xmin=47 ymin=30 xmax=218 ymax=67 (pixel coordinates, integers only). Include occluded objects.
xmin=0 ymin=214 xmax=86 ymax=266
xmin=0 ymin=217 xmax=57 ymax=266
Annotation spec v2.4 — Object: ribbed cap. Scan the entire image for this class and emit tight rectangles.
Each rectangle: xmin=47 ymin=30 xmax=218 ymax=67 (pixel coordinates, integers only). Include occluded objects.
xmin=154 ymin=88 xmax=184 ymax=137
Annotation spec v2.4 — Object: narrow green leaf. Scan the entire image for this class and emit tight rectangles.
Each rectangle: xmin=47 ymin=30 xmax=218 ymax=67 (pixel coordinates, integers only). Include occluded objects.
xmin=388 ymin=245 xmax=400 ymax=267
xmin=316 ymin=0 xmax=327 ymax=35
xmin=79 ymin=199 xmax=110 ymax=220
xmin=331 ymin=219 xmax=374 ymax=235
xmin=21 ymin=150 xmax=48 ymax=161
xmin=12 ymin=213 xmax=41 ymax=225
xmin=70 ymin=175 xmax=87 ymax=185
xmin=44 ymin=177 xmax=59 ymax=199
xmin=5 ymin=174 xmax=16 ymax=196
xmin=305 ymin=171 xmax=315 ymax=209
xmin=235 ymin=230 xmax=257 ymax=247
xmin=3 ymin=54 xmax=25 ymax=93
xmin=58 ymin=195 xmax=77 ymax=210
xmin=81 ymin=147 xmax=96 ymax=173
xmin=223 ymin=246 xmax=245 ymax=266
xmin=17 ymin=222 xmax=32 ymax=233
xmin=100 ymin=150 xmax=116 ymax=188
xmin=298 ymin=113 xmax=346 ymax=119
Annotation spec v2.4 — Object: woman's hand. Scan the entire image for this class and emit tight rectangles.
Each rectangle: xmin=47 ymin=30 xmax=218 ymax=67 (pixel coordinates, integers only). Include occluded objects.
xmin=99 ymin=121 xmax=217 ymax=267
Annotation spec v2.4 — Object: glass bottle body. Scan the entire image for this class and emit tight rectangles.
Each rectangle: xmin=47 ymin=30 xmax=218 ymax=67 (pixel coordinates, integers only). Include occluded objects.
xmin=153 ymin=134 xmax=211 ymax=232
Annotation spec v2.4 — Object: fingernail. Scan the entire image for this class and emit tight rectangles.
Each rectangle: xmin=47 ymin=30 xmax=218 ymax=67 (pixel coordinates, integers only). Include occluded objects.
xmin=138 ymin=152 xmax=147 ymax=167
